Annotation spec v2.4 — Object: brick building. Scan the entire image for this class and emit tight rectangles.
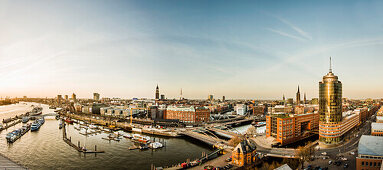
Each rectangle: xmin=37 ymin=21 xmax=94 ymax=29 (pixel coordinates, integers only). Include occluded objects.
xmin=232 ymin=139 xmax=257 ymax=167
xmin=164 ymin=106 xmax=210 ymax=123
xmin=356 ymin=135 xmax=383 ymax=170
xmin=266 ymin=112 xmax=319 ymax=146
xmin=371 ymin=123 xmax=383 ymax=136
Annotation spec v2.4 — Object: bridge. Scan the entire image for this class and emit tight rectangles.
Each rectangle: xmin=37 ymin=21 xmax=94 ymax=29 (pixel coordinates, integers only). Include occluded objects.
xmin=180 ymin=130 xmax=228 ymax=146
xmin=207 ymin=127 xmax=241 ymax=139
xmin=221 ymin=119 xmax=253 ymax=126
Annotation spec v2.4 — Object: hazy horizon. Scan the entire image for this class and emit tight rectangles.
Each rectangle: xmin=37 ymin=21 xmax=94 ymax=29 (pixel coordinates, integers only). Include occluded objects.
xmin=1 ymin=0 xmax=383 ymax=99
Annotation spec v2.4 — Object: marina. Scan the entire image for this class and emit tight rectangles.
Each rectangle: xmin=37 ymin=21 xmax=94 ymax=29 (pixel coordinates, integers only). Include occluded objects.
xmin=0 ymin=103 xmax=212 ymax=169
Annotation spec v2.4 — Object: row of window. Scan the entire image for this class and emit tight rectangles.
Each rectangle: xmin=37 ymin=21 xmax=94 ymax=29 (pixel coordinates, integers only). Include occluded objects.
xmin=361 ymin=161 xmax=381 ymax=167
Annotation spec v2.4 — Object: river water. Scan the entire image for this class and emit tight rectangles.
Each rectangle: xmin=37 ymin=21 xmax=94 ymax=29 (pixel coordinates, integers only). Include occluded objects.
xmin=0 ymin=103 xmax=211 ymax=170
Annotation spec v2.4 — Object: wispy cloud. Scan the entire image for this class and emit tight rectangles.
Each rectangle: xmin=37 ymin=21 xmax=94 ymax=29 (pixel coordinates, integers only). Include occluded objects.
xmin=266 ymin=28 xmax=307 ymax=41
xmin=276 ymin=17 xmax=312 ymax=40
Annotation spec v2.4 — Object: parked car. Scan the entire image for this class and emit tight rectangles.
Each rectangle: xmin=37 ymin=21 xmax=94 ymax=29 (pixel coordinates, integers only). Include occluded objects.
xmin=344 ymin=163 xmax=349 ymax=168
xmin=225 ymin=157 xmax=232 ymax=162
xmin=350 ymin=152 xmax=355 ymax=155
xmin=321 ymin=152 xmax=327 ymax=156
xmin=328 ymin=160 xmax=332 ymax=165
xmin=341 ymin=157 xmax=348 ymax=161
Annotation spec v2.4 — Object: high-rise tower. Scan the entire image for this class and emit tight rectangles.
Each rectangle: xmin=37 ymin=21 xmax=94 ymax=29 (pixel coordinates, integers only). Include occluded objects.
xmin=319 ymin=57 xmax=343 ymax=145
xmin=155 ymin=84 xmax=160 ymax=100
xmin=296 ymin=86 xmax=301 ymax=105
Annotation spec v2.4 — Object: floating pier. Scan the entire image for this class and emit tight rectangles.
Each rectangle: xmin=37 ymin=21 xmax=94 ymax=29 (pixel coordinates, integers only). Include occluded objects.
xmin=62 ymin=124 xmax=105 ymax=154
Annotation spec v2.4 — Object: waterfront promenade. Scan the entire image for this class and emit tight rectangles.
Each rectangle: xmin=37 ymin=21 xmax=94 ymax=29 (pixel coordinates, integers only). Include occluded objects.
xmin=0 ymin=153 xmax=26 ymax=170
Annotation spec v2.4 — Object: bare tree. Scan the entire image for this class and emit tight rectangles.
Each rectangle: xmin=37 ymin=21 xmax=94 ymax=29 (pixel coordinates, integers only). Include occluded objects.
xmin=295 ymin=142 xmax=315 ymax=169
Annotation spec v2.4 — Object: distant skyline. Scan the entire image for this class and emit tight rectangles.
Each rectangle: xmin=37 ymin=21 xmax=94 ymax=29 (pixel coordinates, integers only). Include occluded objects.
xmin=1 ymin=0 xmax=383 ymax=99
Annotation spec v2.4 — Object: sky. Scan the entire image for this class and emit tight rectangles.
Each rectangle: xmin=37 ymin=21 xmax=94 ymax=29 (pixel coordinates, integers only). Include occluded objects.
xmin=1 ymin=0 xmax=383 ymax=99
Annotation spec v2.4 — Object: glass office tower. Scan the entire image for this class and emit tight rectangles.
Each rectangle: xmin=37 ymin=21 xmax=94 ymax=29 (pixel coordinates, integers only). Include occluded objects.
xmin=319 ymin=59 xmax=343 ymax=145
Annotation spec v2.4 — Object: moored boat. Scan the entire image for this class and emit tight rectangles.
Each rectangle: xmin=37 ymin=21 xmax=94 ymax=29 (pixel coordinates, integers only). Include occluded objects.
xmin=149 ymin=142 xmax=163 ymax=149
xmin=64 ymin=118 xmax=74 ymax=124
xmin=22 ymin=117 xmax=29 ymax=123
xmin=132 ymin=134 xmax=151 ymax=144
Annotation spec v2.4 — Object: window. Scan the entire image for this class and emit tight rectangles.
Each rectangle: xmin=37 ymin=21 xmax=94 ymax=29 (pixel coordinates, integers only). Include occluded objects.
xmin=362 ymin=161 xmax=364 ymax=166
xmin=374 ymin=162 xmax=376 ymax=167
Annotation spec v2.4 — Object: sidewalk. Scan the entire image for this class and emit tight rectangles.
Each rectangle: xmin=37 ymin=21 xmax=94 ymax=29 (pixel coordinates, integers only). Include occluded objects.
xmin=0 ymin=153 xmax=27 ymax=170
xmin=252 ymin=135 xmax=275 ymax=149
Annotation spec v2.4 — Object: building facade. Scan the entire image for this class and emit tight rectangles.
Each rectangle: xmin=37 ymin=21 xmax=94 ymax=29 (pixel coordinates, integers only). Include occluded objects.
xmin=164 ymin=106 xmax=210 ymax=123
xmin=266 ymin=112 xmax=319 ymax=146
xmin=371 ymin=123 xmax=383 ymax=136
xmin=356 ymin=135 xmax=383 ymax=170
xmin=93 ymin=93 xmax=100 ymax=101
xmin=232 ymin=139 xmax=257 ymax=167
xmin=319 ymin=61 xmax=343 ymax=145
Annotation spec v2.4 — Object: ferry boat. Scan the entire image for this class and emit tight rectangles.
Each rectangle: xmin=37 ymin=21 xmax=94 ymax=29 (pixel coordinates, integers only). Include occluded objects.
xmin=29 ymin=107 xmax=43 ymax=116
xmin=6 ymin=124 xmax=31 ymax=143
xmin=31 ymin=117 xmax=45 ymax=131
xmin=132 ymin=134 xmax=151 ymax=144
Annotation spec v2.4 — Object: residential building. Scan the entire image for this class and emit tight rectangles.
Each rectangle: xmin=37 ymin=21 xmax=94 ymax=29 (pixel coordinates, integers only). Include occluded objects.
xmin=72 ymin=93 xmax=77 ymax=102
xmin=160 ymin=94 xmax=165 ymax=100
xmin=235 ymin=104 xmax=247 ymax=115
xmin=356 ymin=135 xmax=383 ymax=170
xmin=253 ymin=105 xmax=266 ymax=116
xmin=93 ymin=93 xmax=100 ymax=101
xmin=232 ymin=139 xmax=257 ymax=167
xmin=57 ymin=95 xmax=62 ymax=104
xmin=268 ymin=105 xmax=293 ymax=114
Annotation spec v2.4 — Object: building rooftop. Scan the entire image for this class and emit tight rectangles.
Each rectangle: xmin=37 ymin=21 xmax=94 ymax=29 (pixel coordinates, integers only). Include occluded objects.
xmin=371 ymin=123 xmax=383 ymax=130
xmin=274 ymin=164 xmax=293 ymax=170
xmin=358 ymin=135 xmax=383 ymax=156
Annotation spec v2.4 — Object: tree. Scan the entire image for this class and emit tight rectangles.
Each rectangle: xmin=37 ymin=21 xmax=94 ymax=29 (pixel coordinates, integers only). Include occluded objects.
xmin=295 ymin=142 xmax=315 ymax=169
xmin=228 ymin=136 xmax=244 ymax=147
xmin=246 ymin=126 xmax=257 ymax=136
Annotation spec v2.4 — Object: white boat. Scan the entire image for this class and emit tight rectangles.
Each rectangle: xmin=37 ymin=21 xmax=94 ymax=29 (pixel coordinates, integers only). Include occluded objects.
xmin=123 ymin=134 xmax=132 ymax=139
xmin=149 ymin=142 xmax=163 ymax=149
xmin=89 ymin=124 xmax=98 ymax=129
xmin=132 ymin=134 xmax=150 ymax=143
xmin=132 ymin=128 xmax=142 ymax=133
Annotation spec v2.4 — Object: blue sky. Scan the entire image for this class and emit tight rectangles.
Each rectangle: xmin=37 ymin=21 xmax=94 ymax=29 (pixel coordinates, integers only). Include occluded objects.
xmin=1 ymin=0 xmax=383 ymax=99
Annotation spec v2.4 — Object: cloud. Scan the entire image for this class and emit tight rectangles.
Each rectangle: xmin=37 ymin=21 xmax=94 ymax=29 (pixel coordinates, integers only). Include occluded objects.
xmin=276 ymin=17 xmax=312 ymax=40
xmin=266 ymin=28 xmax=307 ymax=42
